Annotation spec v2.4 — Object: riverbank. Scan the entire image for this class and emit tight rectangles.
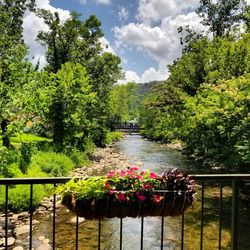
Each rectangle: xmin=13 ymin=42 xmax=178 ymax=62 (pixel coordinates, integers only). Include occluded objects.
xmin=0 ymin=144 xmax=143 ymax=250
xmin=71 ymin=145 xmax=144 ymax=177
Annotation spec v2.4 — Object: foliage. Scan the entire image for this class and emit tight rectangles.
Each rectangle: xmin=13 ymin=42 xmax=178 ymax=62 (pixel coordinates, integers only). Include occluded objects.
xmin=140 ymin=29 xmax=250 ymax=169
xmin=0 ymin=146 xmax=19 ymax=177
xmin=0 ymin=0 xmax=36 ymax=147
xmin=30 ymin=151 xmax=74 ymax=177
xmin=36 ymin=10 xmax=122 ymax=149
xmin=182 ymin=75 xmax=250 ymax=168
xmin=197 ymin=0 xmax=247 ymax=37
xmin=109 ymin=82 xmax=141 ymax=125
xmin=103 ymin=131 xmax=124 ymax=145
xmin=66 ymin=148 xmax=91 ymax=167
xmin=0 ymin=164 xmax=49 ymax=212
xmin=57 ymin=168 xmax=195 ymax=206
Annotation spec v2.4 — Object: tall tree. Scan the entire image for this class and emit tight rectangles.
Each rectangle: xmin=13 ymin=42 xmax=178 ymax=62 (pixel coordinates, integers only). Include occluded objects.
xmin=37 ymin=10 xmax=122 ymax=149
xmin=197 ymin=0 xmax=247 ymax=37
xmin=0 ymin=0 xmax=35 ymax=147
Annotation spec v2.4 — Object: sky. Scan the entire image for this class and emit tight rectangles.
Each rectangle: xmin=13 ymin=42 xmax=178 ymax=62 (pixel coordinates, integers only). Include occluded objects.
xmin=22 ymin=0 xmax=220 ymax=83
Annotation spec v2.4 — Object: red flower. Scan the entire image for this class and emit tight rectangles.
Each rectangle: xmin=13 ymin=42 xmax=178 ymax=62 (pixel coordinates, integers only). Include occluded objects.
xmin=104 ymin=182 xmax=111 ymax=190
xmin=116 ymin=193 xmax=127 ymax=201
xmin=143 ymin=182 xmax=152 ymax=190
xmin=136 ymin=192 xmax=146 ymax=202
xmin=152 ymin=194 xmax=163 ymax=203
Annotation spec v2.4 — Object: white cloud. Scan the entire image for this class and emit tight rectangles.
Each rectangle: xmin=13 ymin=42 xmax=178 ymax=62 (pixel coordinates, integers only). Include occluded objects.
xmin=23 ymin=0 xmax=70 ymax=67
xmin=78 ymin=0 xmax=111 ymax=5
xmin=137 ymin=0 xmax=199 ymax=24
xmin=78 ymin=0 xmax=87 ymax=5
xmin=95 ymin=0 xmax=111 ymax=5
xmin=118 ymin=6 xmax=129 ymax=22
xmin=141 ymin=62 xmax=169 ymax=82
xmin=118 ymin=70 xmax=141 ymax=84
xmin=118 ymin=62 xmax=169 ymax=84
xmin=114 ymin=12 xmax=204 ymax=65
xmin=99 ymin=37 xmax=116 ymax=54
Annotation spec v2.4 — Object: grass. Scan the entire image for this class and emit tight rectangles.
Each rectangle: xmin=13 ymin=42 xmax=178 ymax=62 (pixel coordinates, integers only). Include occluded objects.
xmin=10 ymin=133 xmax=52 ymax=145
xmin=183 ymin=183 xmax=250 ymax=250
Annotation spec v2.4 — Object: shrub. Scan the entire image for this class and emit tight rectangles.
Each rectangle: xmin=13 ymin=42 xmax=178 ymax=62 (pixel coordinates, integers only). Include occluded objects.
xmin=29 ymin=151 xmax=74 ymax=177
xmin=19 ymin=143 xmax=38 ymax=173
xmin=104 ymin=131 xmax=123 ymax=145
xmin=0 ymin=146 xmax=19 ymax=177
xmin=0 ymin=165 xmax=50 ymax=212
xmin=66 ymin=148 xmax=91 ymax=167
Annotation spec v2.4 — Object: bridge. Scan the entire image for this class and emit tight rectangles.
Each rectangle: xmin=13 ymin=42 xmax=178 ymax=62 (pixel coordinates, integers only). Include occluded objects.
xmin=114 ymin=123 xmax=142 ymax=133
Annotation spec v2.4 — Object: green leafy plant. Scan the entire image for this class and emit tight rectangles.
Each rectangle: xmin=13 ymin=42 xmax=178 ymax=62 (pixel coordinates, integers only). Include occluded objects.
xmin=29 ymin=151 xmax=74 ymax=177
xmin=57 ymin=168 xmax=196 ymax=218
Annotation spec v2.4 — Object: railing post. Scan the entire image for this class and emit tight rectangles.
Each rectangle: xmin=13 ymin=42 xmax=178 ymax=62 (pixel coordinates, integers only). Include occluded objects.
xmin=231 ymin=180 xmax=239 ymax=250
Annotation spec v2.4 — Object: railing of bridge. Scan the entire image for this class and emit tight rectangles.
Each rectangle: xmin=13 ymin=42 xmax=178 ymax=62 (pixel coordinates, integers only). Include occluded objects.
xmin=0 ymin=174 xmax=250 ymax=250
xmin=114 ymin=123 xmax=141 ymax=132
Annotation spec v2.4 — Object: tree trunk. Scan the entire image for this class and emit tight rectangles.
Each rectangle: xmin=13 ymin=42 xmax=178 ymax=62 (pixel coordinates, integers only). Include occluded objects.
xmin=51 ymin=100 xmax=64 ymax=152
xmin=1 ymin=119 xmax=10 ymax=148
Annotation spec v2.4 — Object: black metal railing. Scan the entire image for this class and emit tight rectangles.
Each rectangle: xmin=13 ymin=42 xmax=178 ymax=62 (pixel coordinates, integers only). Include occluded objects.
xmin=1 ymin=174 xmax=250 ymax=250
xmin=114 ymin=123 xmax=142 ymax=133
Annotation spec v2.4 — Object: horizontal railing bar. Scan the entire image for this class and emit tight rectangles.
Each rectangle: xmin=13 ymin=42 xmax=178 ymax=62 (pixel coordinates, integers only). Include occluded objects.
xmin=0 ymin=177 xmax=73 ymax=185
xmin=1 ymin=174 xmax=250 ymax=185
xmin=190 ymin=174 xmax=250 ymax=181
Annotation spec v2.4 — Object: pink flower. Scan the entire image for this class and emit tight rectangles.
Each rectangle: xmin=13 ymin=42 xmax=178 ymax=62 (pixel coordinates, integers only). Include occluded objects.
xmin=107 ymin=170 xmax=116 ymax=178
xmin=137 ymin=175 xmax=143 ymax=181
xmin=149 ymin=172 xmax=157 ymax=179
xmin=140 ymin=171 xmax=145 ymax=175
xmin=130 ymin=166 xmax=139 ymax=171
xmin=119 ymin=170 xmax=126 ymax=177
xmin=116 ymin=193 xmax=127 ymax=201
xmin=136 ymin=192 xmax=146 ymax=202
xmin=109 ymin=190 xmax=116 ymax=195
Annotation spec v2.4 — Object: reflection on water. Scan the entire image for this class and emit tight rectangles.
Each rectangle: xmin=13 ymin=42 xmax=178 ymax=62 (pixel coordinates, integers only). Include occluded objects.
xmin=33 ymin=135 xmax=192 ymax=249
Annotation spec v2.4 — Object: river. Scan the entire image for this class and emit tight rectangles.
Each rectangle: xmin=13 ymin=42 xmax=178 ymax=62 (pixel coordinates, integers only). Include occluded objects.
xmin=33 ymin=134 xmax=194 ymax=250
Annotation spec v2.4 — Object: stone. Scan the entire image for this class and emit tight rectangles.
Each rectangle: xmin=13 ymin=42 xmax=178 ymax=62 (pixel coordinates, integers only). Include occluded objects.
xmin=70 ymin=216 xmax=85 ymax=224
xmin=32 ymin=220 xmax=39 ymax=225
xmin=35 ymin=243 xmax=52 ymax=250
xmin=17 ymin=212 xmax=29 ymax=219
xmin=15 ymin=225 xmax=30 ymax=236
xmin=37 ymin=206 xmax=47 ymax=212
xmin=2 ymin=237 xmax=15 ymax=246
xmin=38 ymin=236 xmax=45 ymax=242
xmin=11 ymin=214 xmax=19 ymax=221
xmin=43 ymin=239 xmax=50 ymax=244
xmin=13 ymin=247 xmax=24 ymax=250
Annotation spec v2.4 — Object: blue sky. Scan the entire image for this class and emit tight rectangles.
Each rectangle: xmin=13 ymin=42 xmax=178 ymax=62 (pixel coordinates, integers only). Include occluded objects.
xmin=23 ymin=0 xmax=209 ymax=83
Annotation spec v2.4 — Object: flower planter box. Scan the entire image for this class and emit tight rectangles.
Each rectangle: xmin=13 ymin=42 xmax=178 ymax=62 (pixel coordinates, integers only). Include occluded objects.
xmin=62 ymin=191 xmax=193 ymax=219
xmin=58 ymin=168 xmax=195 ymax=219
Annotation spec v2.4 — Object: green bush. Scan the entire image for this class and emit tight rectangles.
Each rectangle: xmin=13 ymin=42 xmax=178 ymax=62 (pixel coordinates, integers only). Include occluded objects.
xmin=29 ymin=151 xmax=74 ymax=176
xmin=103 ymin=131 xmax=123 ymax=145
xmin=0 ymin=146 xmax=19 ymax=177
xmin=19 ymin=143 xmax=38 ymax=173
xmin=0 ymin=165 xmax=50 ymax=212
xmin=7 ymin=184 xmax=47 ymax=212
xmin=66 ymin=148 xmax=91 ymax=167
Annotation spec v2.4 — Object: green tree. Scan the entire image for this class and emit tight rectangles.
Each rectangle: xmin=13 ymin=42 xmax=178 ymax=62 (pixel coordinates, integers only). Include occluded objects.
xmin=0 ymin=0 xmax=35 ymax=147
xmin=197 ymin=0 xmax=247 ymax=37
xmin=109 ymin=82 xmax=141 ymax=126
xmin=37 ymin=10 xmax=122 ymax=148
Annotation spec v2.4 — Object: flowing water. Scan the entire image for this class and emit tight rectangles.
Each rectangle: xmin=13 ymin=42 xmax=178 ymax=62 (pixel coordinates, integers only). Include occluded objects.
xmin=33 ymin=134 xmax=195 ymax=250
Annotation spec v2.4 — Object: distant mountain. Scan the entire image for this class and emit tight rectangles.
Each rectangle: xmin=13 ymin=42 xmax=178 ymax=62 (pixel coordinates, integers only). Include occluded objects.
xmin=137 ymin=81 xmax=164 ymax=96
